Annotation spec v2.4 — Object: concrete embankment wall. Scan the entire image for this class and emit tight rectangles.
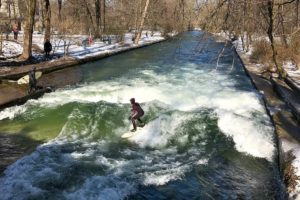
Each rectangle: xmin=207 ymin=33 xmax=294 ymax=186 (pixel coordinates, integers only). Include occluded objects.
xmin=233 ymin=44 xmax=300 ymax=198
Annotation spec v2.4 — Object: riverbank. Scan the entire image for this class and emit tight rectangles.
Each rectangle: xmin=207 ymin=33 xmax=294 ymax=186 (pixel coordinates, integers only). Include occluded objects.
xmin=0 ymin=34 xmax=166 ymax=111
xmin=233 ymin=40 xmax=300 ymax=198
xmin=0 ymin=34 xmax=166 ymax=175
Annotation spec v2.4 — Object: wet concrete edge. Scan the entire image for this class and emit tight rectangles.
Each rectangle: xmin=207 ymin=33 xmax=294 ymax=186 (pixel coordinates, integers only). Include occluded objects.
xmin=233 ymin=46 xmax=296 ymax=197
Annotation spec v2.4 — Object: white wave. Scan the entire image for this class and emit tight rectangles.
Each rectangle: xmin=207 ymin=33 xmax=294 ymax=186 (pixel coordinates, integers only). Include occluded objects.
xmin=128 ymin=112 xmax=190 ymax=148
xmin=0 ymin=135 xmax=202 ymax=199
xmin=0 ymin=63 xmax=275 ymax=161
xmin=218 ymin=112 xmax=275 ymax=161
xmin=0 ymin=104 xmax=29 ymax=120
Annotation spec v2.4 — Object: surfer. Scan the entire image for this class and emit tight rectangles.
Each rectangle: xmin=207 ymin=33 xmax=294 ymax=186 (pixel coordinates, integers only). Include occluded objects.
xmin=28 ymin=67 xmax=37 ymax=94
xmin=129 ymin=98 xmax=144 ymax=132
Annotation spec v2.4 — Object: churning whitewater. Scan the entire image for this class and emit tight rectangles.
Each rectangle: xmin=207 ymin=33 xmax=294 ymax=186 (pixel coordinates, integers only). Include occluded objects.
xmin=0 ymin=32 xmax=283 ymax=199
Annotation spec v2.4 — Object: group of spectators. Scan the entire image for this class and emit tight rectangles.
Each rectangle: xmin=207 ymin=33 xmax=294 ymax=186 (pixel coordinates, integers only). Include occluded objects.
xmin=2 ymin=22 xmax=52 ymax=58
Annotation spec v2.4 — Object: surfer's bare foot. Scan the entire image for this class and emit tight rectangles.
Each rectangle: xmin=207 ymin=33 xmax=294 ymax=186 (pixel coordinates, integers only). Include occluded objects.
xmin=130 ymin=129 xmax=136 ymax=132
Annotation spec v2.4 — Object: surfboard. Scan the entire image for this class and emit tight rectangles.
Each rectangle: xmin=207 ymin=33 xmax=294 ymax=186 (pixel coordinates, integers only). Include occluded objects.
xmin=121 ymin=127 xmax=143 ymax=139
xmin=17 ymin=71 xmax=42 ymax=85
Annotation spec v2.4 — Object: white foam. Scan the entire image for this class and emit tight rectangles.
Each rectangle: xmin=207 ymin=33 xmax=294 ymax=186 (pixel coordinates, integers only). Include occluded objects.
xmin=196 ymin=158 xmax=209 ymax=165
xmin=129 ymin=112 xmax=190 ymax=148
xmin=218 ymin=112 xmax=275 ymax=160
xmin=143 ymin=165 xmax=187 ymax=186
xmin=0 ymin=104 xmax=29 ymax=120
xmin=0 ymin=62 xmax=275 ymax=161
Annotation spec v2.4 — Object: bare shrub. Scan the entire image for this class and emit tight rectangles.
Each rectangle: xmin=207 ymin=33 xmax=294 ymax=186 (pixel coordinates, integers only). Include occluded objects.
xmin=250 ymin=39 xmax=271 ymax=63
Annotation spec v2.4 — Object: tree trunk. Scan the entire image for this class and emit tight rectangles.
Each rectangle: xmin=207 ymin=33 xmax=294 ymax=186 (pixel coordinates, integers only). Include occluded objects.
xmin=38 ymin=0 xmax=44 ymax=32
xmin=134 ymin=0 xmax=142 ymax=32
xmin=12 ymin=0 xmax=17 ymax=20
xmin=0 ymin=32 xmax=3 ymax=54
xmin=58 ymin=0 xmax=62 ymax=20
xmin=266 ymin=0 xmax=285 ymax=79
xmin=44 ymin=0 xmax=51 ymax=41
xmin=7 ymin=1 xmax=11 ymax=19
xmin=297 ymin=0 xmax=299 ymax=27
xmin=180 ymin=0 xmax=185 ymax=30
xmin=95 ymin=0 xmax=101 ymax=37
xmin=101 ymin=0 xmax=105 ymax=33
xmin=21 ymin=0 xmax=37 ymax=60
xmin=278 ymin=5 xmax=288 ymax=48
xmin=84 ymin=0 xmax=95 ymax=35
xmin=134 ymin=0 xmax=150 ymax=44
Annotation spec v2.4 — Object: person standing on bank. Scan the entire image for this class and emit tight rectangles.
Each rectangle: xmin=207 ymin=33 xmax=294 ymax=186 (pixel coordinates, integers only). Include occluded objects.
xmin=44 ymin=39 xmax=52 ymax=59
xmin=12 ymin=25 xmax=18 ymax=41
xmin=5 ymin=23 xmax=10 ymax=40
xmin=28 ymin=67 xmax=37 ymax=94
xmin=129 ymin=98 xmax=145 ymax=132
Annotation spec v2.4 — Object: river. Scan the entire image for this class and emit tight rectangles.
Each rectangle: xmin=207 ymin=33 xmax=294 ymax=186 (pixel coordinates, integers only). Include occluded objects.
xmin=0 ymin=32 xmax=285 ymax=199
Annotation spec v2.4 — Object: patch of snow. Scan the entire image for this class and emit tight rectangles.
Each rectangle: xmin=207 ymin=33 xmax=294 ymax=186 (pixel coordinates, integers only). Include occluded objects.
xmin=0 ymin=31 xmax=165 ymax=61
xmin=283 ymin=61 xmax=300 ymax=89
xmin=284 ymin=61 xmax=300 ymax=76
xmin=0 ymin=41 xmax=23 ymax=58
xmin=289 ymin=146 xmax=300 ymax=199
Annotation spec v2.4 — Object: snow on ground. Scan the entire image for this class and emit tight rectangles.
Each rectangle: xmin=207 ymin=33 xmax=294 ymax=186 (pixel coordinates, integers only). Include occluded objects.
xmin=283 ymin=139 xmax=300 ymax=199
xmin=0 ymin=31 xmax=164 ymax=61
xmin=284 ymin=61 xmax=300 ymax=88
xmin=0 ymin=40 xmax=22 ymax=59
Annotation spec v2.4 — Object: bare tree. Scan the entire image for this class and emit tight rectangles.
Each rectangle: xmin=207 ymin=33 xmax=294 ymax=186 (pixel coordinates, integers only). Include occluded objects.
xmin=21 ymin=0 xmax=36 ymax=60
xmin=95 ymin=0 xmax=101 ymax=37
xmin=58 ymin=0 xmax=62 ymax=20
xmin=101 ymin=0 xmax=105 ymax=33
xmin=296 ymin=0 xmax=299 ymax=27
xmin=134 ymin=0 xmax=150 ymax=44
xmin=84 ymin=0 xmax=95 ymax=34
xmin=44 ymin=0 xmax=51 ymax=41
xmin=38 ymin=0 xmax=44 ymax=32
xmin=266 ymin=0 xmax=285 ymax=78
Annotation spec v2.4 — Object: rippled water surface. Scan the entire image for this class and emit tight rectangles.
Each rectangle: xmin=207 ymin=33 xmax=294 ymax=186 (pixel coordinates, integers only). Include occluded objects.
xmin=0 ymin=32 xmax=284 ymax=199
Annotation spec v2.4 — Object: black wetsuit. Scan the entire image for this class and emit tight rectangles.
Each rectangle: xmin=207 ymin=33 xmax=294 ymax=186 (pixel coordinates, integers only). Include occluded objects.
xmin=131 ymin=102 xmax=144 ymax=130
xmin=28 ymin=70 xmax=37 ymax=93
xmin=44 ymin=41 xmax=52 ymax=57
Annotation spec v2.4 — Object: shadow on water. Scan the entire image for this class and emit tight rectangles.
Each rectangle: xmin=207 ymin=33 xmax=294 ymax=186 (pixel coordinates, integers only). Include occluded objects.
xmin=0 ymin=130 xmax=42 ymax=175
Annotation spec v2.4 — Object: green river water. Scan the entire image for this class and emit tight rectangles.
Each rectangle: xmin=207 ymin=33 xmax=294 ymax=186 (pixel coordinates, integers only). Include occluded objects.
xmin=0 ymin=32 xmax=285 ymax=199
